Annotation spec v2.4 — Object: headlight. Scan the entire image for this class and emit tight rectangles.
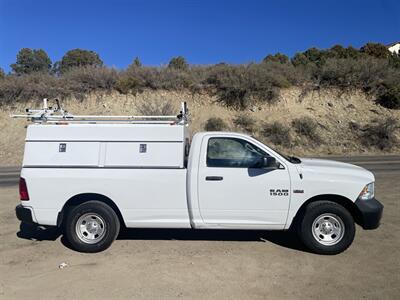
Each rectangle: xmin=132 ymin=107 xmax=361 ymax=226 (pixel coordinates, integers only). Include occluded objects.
xmin=358 ymin=182 xmax=375 ymax=200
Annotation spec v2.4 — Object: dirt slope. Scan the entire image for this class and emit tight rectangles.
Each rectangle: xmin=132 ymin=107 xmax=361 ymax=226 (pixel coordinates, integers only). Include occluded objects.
xmin=0 ymin=88 xmax=399 ymax=166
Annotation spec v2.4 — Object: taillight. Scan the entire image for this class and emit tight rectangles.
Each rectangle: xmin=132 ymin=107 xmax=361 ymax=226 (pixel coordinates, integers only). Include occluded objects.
xmin=19 ymin=178 xmax=30 ymax=201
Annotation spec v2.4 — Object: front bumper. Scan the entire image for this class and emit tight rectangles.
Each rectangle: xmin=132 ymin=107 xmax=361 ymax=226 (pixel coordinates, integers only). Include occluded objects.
xmin=15 ymin=204 xmax=36 ymax=225
xmin=355 ymin=198 xmax=383 ymax=229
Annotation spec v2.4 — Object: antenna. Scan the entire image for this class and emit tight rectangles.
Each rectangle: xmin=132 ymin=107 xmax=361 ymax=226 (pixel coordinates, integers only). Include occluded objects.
xmin=11 ymin=99 xmax=189 ymax=125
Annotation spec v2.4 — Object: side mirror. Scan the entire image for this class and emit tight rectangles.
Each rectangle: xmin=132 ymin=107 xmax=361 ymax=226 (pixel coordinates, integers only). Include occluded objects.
xmin=261 ymin=156 xmax=280 ymax=169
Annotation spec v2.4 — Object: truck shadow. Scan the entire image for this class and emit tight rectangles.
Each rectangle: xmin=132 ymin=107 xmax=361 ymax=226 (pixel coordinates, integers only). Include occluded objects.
xmin=117 ymin=228 xmax=310 ymax=253
xmin=17 ymin=222 xmax=309 ymax=253
xmin=16 ymin=222 xmax=61 ymax=241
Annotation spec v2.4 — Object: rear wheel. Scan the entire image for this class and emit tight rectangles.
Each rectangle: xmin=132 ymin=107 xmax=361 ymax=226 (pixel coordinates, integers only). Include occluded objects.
xmin=297 ymin=201 xmax=355 ymax=255
xmin=64 ymin=201 xmax=120 ymax=253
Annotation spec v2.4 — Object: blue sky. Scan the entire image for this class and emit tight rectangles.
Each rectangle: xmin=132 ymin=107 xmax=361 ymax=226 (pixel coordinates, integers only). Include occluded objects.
xmin=0 ymin=0 xmax=399 ymax=72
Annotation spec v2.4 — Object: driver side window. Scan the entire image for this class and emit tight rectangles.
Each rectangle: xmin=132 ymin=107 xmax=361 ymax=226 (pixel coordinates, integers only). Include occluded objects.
xmin=207 ymin=137 xmax=267 ymax=168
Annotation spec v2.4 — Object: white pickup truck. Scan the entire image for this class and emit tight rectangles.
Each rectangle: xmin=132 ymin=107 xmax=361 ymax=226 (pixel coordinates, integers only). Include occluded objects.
xmin=15 ymin=101 xmax=383 ymax=254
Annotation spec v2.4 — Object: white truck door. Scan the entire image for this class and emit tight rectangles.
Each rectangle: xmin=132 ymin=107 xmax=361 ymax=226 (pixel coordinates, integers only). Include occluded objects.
xmin=198 ymin=136 xmax=290 ymax=227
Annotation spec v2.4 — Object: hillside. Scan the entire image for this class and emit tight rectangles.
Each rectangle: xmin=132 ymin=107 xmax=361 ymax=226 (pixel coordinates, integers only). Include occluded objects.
xmin=1 ymin=88 xmax=399 ymax=166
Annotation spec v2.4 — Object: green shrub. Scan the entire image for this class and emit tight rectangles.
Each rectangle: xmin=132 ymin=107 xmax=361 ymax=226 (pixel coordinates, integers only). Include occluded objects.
xmin=263 ymin=53 xmax=289 ymax=64
xmin=291 ymin=53 xmax=309 ymax=67
xmin=57 ymin=49 xmax=103 ymax=73
xmin=115 ymin=75 xmax=144 ymax=94
xmin=11 ymin=48 xmax=52 ymax=74
xmin=292 ymin=45 xmax=363 ymax=68
xmin=302 ymin=47 xmax=327 ymax=65
xmin=329 ymin=45 xmax=360 ymax=59
xmin=233 ymin=113 xmax=256 ymax=133
xmin=145 ymin=68 xmax=192 ymax=90
xmin=377 ymin=85 xmax=400 ymax=109
xmin=61 ymin=66 xmax=118 ymax=96
xmin=205 ymin=62 xmax=299 ymax=109
xmin=120 ymin=66 xmax=193 ymax=91
xmin=316 ymin=57 xmax=397 ymax=92
xmin=389 ymin=53 xmax=400 ymax=69
xmin=132 ymin=57 xmax=142 ymax=67
xmin=168 ymin=56 xmax=189 ymax=71
xmin=204 ymin=117 xmax=227 ymax=131
xmin=360 ymin=42 xmax=390 ymax=59
xmin=218 ymin=87 xmax=250 ymax=109
xmin=0 ymin=73 xmax=61 ymax=104
xmin=261 ymin=122 xmax=291 ymax=146
xmin=0 ymin=66 xmax=117 ymax=104
xmin=361 ymin=117 xmax=399 ymax=150
xmin=292 ymin=117 xmax=321 ymax=143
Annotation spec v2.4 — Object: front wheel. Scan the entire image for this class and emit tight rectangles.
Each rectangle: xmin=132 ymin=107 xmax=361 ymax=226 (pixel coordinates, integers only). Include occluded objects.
xmin=64 ymin=201 xmax=120 ymax=253
xmin=297 ymin=201 xmax=355 ymax=255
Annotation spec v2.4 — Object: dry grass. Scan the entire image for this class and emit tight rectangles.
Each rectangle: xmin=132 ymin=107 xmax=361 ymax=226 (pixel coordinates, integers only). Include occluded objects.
xmin=233 ymin=113 xmax=256 ymax=133
xmin=204 ymin=117 xmax=228 ymax=131
xmin=292 ymin=116 xmax=322 ymax=144
xmin=261 ymin=121 xmax=292 ymax=146
xmin=361 ymin=117 xmax=399 ymax=150
xmin=135 ymin=99 xmax=175 ymax=116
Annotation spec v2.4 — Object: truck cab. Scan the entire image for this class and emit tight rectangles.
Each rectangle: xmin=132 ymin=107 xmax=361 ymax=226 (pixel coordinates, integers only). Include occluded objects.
xmin=188 ymin=132 xmax=291 ymax=228
xmin=14 ymin=100 xmax=383 ymax=254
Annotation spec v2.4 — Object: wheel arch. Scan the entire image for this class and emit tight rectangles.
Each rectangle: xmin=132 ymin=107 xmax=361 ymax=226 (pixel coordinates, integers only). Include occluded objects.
xmin=57 ymin=193 xmax=125 ymax=228
xmin=291 ymin=194 xmax=361 ymax=229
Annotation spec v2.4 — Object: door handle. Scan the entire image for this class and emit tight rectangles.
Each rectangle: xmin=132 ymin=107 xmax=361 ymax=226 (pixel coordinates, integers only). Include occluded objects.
xmin=206 ymin=176 xmax=223 ymax=181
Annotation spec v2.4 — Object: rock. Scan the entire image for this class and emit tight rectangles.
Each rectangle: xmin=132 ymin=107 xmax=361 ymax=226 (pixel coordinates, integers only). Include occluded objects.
xmin=349 ymin=121 xmax=360 ymax=131
xmin=347 ymin=104 xmax=356 ymax=109
xmin=58 ymin=262 xmax=68 ymax=269
xmin=317 ymin=122 xmax=328 ymax=130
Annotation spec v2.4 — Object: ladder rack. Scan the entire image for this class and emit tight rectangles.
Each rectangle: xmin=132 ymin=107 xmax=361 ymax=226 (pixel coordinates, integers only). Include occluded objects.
xmin=11 ymin=99 xmax=189 ymax=125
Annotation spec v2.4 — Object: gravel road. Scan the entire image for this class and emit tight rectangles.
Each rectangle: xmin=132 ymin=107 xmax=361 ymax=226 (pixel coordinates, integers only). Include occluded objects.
xmin=0 ymin=156 xmax=399 ymax=299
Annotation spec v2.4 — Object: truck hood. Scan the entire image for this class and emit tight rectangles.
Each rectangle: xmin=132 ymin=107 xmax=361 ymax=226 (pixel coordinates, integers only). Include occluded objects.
xmin=298 ymin=158 xmax=375 ymax=182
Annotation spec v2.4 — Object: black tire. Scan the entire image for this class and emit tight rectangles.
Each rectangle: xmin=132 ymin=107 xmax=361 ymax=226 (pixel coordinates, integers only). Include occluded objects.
xmin=63 ymin=201 xmax=120 ymax=253
xmin=297 ymin=201 xmax=355 ymax=255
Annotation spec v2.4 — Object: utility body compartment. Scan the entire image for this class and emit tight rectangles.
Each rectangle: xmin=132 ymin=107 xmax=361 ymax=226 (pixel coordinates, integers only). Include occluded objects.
xmin=23 ymin=123 xmax=188 ymax=168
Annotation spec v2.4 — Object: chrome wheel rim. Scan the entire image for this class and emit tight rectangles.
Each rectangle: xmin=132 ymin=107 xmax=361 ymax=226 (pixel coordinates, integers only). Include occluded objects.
xmin=75 ymin=213 xmax=106 ymax=244
xmin=311 ymin=213 xmax=345 ymax=246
